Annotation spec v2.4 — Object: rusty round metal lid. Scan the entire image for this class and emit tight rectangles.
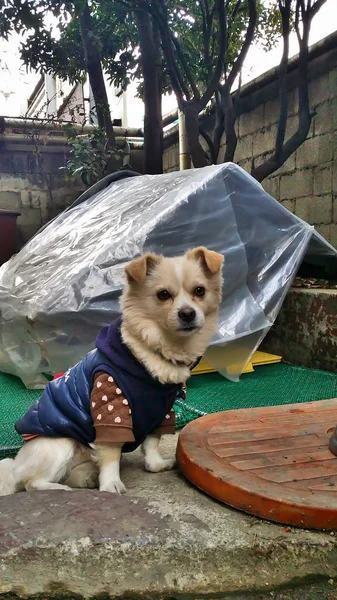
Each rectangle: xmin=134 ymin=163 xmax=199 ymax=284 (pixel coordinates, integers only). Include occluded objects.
xmin=177 ymin=399 xmax=337 ymax=530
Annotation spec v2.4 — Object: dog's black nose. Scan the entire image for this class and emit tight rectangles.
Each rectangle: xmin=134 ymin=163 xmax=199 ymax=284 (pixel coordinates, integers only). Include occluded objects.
xmin=178 ymin=307 xmax=196 ymax=323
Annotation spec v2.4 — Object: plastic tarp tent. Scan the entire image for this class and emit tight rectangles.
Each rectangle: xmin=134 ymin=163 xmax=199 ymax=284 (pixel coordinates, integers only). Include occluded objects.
xmin=0 ymin=163 xmax=336 ymax=389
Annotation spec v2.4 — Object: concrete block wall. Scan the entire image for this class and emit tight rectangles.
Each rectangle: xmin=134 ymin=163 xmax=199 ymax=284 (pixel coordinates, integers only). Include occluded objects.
xmin=0 ymin=139 xmax=85 ymax=245
xmin=0 ymin=134 xmax=144 ymax=245
xmin=163 ymin=142 xmax=179 ymax=173
xmin=236 ymin=65 xmax=337 ymax=246
xmin=163 ymin=34 xmax=337 ymax=245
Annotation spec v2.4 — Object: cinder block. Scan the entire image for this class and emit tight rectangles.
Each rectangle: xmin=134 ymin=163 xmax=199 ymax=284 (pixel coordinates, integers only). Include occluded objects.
xmin=52 ymin=190 xmax=80 ymax=210
xmin=313 ymin=165 xmax=332 ymax=195
xmin=168 ymin=145 xmax=178 ymax=169
xmin=332 ymin=195 xmax=337 ymax=223
xmin=236 ymin=158 xmax=252 ymax=173
xmin=252 ymin=126 xmax=276 ymax=155
xmin=235 ymin=134 xmax=253 ymax=161
xmin=313 ymin=99 xmax=336 ymax=136
xmin=315 ymin=223 xmax=331 ymax=242
xmin=274 ymin=153 xmax=296 ymax=176
xmin=239 ymin=104 xmax=264 ymax=137
xmin=252 ymin=151 xmax=273 ymax=170
xmin=287 ymin=89 xmax=299 ymax=116
xmin=263 ymin=177 xmax=280 ymax=200
xmin=295 ymin=195 xmax=332 ymax=225
xmin=0 ymin=152 xmax=27 ymax=174
xmin=16 ymin=207 xmax=42 ymax=227
xmin=281 ymin=199 xmax=295 ymax=213
xmin=328 ymin=68 xmax=337 ymax=99
xmin=333 ymin=162 xmax=337 ymax=194
xmin=0 ymin=175 xmax=29 ymax=192
xmin=263 ymin=98 xmax=279 ymax=128
xmin=0 ymin=191 xmax=21 ymax=210
xmin=31 ymin=190 xmax=49 ymax=209
xmin=163 ymin=151 xmax=170 ymax=172
xmin=285 ymin=115 xmax=305 ymax=139
xmin=280 ymin=169 xmax=313 ymax=200
xmin=309 ymin=73 xmax=330 ymax=106
xmin=329 ymin=222 xmax=337 ymax=249
xmin=17 ymin=223 xmax=41 ymax=243
xmin=20 ymin=190 xmax=31 ymax=207
xmin=296 ymin=133 xmax=333 ymax=168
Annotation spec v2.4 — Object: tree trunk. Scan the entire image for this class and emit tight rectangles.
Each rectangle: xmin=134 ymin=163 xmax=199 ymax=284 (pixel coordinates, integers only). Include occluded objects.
xmin=184 ymin=104 xmax=209 ymax=168
xmin=134 ymin=6 xmax=163 ymax=174
xmin=78 ymin=0 xmax=116 ymax=147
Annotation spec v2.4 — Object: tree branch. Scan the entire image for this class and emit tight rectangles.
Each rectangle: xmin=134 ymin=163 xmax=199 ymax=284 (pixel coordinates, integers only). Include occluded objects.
xmin=198 ymin=0 xmax=227 ymax=110
xmin=184 ymin=105 xmax=209 ymax=167
xmin=310 ymin=0 xmax=327 ymax=17
xmin=223 ymin=85 xmax=238 ymax=162
xmin=212 ymin=89 xmax=225 ymax=159
xmin=251 ymin=0 xmax=319 ymax=182
xmin=148 ymin=0 xmax=190 ymax=105
xmin=199 ymin=124 xmax=217 ymax=164
xmin=200 ymin=0 xmax=212 ymax=79
xmin=78 ymin=0 xmax=116 ymax=146
xmin=274 ymin=0 xmax=291 ymax=157
xmin=227 ymin=0 xmax=257 ymax=89
xmin=171 ymin=32 xmax=200 ymax=100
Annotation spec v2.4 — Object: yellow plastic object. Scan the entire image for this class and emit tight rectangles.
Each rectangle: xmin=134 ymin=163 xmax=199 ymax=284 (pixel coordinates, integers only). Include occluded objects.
xmin=192 ymin=350 xmax=282 ymax=376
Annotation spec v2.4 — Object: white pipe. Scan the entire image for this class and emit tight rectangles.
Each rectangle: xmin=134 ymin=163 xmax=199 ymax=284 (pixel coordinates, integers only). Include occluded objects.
xmin=0 ymin=133 xmax=144 ymax=148
xmin=1 ymin=117 xmax=143 ymax=138
xmin=45 ymin=74 xmax=57 ymax=115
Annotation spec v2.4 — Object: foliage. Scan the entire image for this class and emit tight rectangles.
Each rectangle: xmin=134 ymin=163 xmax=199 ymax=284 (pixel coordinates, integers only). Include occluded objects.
xmin=60 ymin=124 xmax=123 ymax=186
xmin=144 ymin=0 xmax=327 ymax=175
xmin=0 ymin=0 xmax=44 ymax=39
xmin=1 ymin=0 xmax=328 ymax=180
xmin=159 ymin=0 xmax=282 ymax=97
xmin=4 ymin=0 xmax=281 ymax=99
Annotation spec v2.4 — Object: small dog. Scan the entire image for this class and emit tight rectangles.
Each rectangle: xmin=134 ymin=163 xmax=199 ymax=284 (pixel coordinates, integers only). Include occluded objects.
xmin=0 ymin=247 xmax=223 ymax=496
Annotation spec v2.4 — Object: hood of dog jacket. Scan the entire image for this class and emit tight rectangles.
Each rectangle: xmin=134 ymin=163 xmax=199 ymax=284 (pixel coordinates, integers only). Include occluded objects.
xmin=15 ymin=318 xmax=188 ymax=452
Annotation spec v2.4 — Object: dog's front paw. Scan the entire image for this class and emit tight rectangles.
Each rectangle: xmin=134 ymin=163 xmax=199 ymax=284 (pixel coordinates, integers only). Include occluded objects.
xmin=99 ymin=479 xmax=127 ymax=494
xmin=145 ymin=457 xmax=176 ymax=473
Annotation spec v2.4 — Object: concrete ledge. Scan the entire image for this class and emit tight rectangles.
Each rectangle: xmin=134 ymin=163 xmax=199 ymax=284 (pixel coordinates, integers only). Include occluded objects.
xmin=1 ymin=436 xmax=337 ymax=598
xmin=262 ymin=288 xmax=337 ymax=373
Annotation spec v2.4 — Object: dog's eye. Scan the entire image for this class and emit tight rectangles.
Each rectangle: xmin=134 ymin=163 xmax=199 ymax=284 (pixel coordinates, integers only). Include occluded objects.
xmin=157 ymin=289 xmax=171 ymax=301
xmin=194 ymin=286 xmax=205 ymax=297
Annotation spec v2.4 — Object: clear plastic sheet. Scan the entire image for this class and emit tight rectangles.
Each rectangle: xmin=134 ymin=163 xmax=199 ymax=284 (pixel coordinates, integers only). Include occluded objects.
xmin=0 ymin=163 xmax=336 ymax=388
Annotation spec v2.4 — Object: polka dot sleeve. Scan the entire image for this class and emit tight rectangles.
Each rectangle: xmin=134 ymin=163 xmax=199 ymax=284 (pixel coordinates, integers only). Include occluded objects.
xmin=151 ymin=408 xmax=176 ymax=437
xmin=90 ymin=371 xmax=135 ymax=444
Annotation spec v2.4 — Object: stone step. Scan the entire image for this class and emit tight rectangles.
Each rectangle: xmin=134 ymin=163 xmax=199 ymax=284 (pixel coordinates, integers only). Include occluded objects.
xmin=1 ymin=436 xmax=336 ymax=598
xmin=262 ymin=287 xmax=337 ymax=373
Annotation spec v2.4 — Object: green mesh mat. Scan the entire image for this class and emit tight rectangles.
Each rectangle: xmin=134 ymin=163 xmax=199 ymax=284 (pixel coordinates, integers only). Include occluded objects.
xmin=0 ymin=373 xmax=42 ymax=459
xmin=1 ymin=363 xmax=337 ymax=459
xmin=174 ymin=362 xmax=337 ymax=429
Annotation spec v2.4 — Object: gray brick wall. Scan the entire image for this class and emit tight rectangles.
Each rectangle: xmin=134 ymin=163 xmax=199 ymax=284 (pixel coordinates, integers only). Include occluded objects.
xmin=246 ymin=65 xmax=337 ymax=246
xmin=0 ymin=142 xmax=85 ymax=244
xmin=163 ymin=35 xmax=337 ymax=246
xmin=163 ymin=143 xmax=179 ymax=172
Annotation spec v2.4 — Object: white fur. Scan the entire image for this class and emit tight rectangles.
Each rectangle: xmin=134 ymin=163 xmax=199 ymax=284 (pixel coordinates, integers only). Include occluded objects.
xmin=0 ymin=247 xmax=223 ymax=496
xmin=142 ymin=435 xmax=176 ymax=472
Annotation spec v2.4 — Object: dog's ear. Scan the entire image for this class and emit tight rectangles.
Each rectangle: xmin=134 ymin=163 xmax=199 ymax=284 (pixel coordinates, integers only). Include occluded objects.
xmin=125 ymin=253 xmax=162 ymax=284
xmin=187 ymin=247 xmax=224 ymax=274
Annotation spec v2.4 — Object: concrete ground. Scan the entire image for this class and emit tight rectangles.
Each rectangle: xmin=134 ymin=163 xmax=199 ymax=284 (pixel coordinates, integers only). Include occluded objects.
xmin=1 ymin=435 xmax=337 ymax=599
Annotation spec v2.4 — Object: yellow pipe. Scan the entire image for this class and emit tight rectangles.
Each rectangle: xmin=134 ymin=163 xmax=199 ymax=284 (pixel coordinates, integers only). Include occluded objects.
xmin=178 ymin=109 xmax=191 ymax=170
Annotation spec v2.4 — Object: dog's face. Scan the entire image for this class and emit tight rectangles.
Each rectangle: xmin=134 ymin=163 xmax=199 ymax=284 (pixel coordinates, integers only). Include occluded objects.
xmin=122 ymin=247 xmax=224 ymax=339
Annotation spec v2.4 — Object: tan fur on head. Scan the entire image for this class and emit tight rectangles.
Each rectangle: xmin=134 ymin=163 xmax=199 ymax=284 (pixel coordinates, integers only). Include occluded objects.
xmin=125 ymin=253 xmax=162 ymax=284
xmin=121 ymin=247 xmax=224 ymax=384
xmin=187 ymin=246 xmax=224 ymax=274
